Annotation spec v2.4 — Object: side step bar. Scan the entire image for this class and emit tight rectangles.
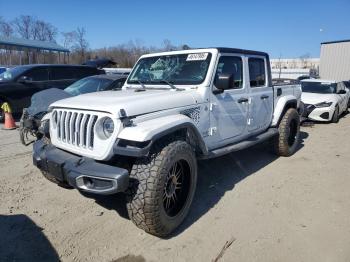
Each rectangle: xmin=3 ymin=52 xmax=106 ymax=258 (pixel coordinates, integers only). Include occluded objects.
xmin=200 ymin=128 xmax=279 ymax=159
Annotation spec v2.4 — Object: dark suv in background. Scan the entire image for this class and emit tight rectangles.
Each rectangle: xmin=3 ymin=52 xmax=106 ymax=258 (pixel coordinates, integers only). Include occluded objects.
xmin=0 ymin=64 xmax=104 ymax=120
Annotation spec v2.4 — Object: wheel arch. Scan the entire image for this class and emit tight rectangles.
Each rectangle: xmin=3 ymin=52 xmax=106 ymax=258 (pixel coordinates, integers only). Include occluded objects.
xmin=272 ymin=97 xmax=298 ymax=127
xmin=114 ymin=114 xmax=208 ymax=158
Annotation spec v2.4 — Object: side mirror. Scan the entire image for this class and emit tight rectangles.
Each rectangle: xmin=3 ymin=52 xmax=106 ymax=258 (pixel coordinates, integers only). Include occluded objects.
xmin=215 ymin=73 xmax=234 ymax=91
xmin=18 ymin=76 xmax=31 ymax=83
xmin=337 ymin=89 xmax=346 ymax=94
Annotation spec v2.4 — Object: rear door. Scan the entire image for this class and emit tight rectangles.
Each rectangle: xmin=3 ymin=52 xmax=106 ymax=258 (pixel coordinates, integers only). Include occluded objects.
xmin=247 ymin=57 xmax=273 ymax=133
xmin=210 ymin=54 xmax=248 ymax=145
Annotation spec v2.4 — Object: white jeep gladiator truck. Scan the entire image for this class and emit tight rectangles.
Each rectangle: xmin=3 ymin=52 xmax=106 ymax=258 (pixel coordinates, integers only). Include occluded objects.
xmin=33 ymin=48 xmax=302 ymax=236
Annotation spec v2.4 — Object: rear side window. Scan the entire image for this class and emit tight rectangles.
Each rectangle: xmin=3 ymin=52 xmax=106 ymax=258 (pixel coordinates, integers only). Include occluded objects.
xmin=248 ymin=58 xmax=266 ymax=87
xmin=26 ymin=68 xmax=49 ymax=81
xmin=215 ymin=56 xmax=243 ymax=89
xmin=50 ymin=67 xmax=75 ymax=80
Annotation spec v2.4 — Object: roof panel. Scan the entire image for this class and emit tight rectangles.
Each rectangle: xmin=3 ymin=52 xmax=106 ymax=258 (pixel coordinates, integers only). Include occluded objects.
xmin=0 ymin=36 xmax=69 ymax=52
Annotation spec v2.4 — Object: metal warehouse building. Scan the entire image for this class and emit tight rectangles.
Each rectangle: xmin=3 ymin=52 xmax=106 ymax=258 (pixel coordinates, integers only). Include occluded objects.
xmin=320 ymin=39 xmax=350 ymax=81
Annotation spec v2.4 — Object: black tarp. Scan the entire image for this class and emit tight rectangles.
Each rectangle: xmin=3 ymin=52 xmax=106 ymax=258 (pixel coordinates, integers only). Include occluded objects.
xmin=82 ymin=58 xmax=116 ymax=69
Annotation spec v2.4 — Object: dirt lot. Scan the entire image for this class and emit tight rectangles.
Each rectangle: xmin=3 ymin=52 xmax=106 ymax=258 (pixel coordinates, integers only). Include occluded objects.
xmin=0 ymin=116 xmax=350 ymax=262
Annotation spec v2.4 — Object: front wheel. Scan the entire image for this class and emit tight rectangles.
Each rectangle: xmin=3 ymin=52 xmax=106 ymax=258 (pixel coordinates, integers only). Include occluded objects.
xmin=126 ymin=140 xmax=197 ymax=237
xmin=331 ymin=105 xmax=339 ymax=123
xmin=274 ymin=108 xmax=300 ymax=157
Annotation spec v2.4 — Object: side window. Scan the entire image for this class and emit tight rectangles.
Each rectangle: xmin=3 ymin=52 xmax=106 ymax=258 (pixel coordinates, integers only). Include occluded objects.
xmin=51 ymin=67 xmax=75 ymax=80
xmin=215 ymin=56 xmax=243 ymax=89
xmin=26 ymin=68 xmax=49 ymax=81
xmin=248 ymin=58 xmax=266 ymax=87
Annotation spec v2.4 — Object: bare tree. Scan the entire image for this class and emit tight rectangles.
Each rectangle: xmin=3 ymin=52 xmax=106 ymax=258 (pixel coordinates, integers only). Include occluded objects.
xmin=0 ymin=17 xmax=14 ymax=65
xmin=33 ymin=20 xmax=57 ymax=41
xmin=0 ymin=17 xmax=14 ymax=37
xmin=13 ymin=15 xmax=35 ymax=39
xmin=162 ymin=39 xmax=176 ymax=51
xmin=62 ymin=31 xmax=77 ymax=49
xmin=74 ymin=27 xmax=89 ymax=63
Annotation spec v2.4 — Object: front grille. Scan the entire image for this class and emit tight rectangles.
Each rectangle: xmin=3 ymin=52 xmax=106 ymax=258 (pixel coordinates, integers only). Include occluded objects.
xmin=53 ymin=109 xmax=98 ymax=149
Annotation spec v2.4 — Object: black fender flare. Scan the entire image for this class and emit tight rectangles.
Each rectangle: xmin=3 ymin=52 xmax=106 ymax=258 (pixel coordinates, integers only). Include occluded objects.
xmin=113 ymin=122 xmax=208 ymax=158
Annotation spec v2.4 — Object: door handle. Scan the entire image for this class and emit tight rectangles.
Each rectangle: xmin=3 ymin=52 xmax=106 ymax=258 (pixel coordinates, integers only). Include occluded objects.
xmin=261 ymin=95 xmax=269 ymax=100
xmin=238 ymin=97 xmax=248 ymax=103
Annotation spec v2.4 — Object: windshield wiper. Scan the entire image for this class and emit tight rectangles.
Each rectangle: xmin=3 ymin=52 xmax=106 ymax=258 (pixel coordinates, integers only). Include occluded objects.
xmin=136 ymin=80 xmax=147 ymax=89
xmin=158 ymin=80 xmax=185 ymax=91
xmin=158 ymin=79 xmax=177 ymax=90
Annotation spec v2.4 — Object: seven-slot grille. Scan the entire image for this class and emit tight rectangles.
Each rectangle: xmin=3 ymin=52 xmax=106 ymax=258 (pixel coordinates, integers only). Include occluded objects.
xmin=53 ymin=109 xmax=98 ymax=149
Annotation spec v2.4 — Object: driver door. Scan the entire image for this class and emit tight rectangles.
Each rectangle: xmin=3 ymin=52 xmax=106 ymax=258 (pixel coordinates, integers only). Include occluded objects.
xmin=209 ymin=55 xmax=248 ymax=147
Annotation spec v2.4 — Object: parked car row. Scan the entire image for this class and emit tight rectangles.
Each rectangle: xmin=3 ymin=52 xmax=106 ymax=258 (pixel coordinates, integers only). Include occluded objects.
xmin=0 ymin=64 xmax=104 ymax=121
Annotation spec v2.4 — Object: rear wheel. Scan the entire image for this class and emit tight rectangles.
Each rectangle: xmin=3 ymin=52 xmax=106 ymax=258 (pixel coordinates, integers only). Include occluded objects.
xmin=126 ymin=140 xmax=197 ymax=237
xmin=274 ymin=108 xmax=300 ymax=157
xmin=331 ymin=106 xmax=339 ymax=123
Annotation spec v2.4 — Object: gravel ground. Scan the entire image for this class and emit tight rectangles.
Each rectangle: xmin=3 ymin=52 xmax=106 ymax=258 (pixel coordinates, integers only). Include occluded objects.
xmin=0 ymin=116 xmax=350 ymax=262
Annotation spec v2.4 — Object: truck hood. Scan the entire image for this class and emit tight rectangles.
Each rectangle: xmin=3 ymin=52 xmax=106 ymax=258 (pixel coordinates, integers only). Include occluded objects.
xmin=301 ymin=92 xmax=338 ymax=105
xmin=50 ymin=89 xmax=203 ymax=117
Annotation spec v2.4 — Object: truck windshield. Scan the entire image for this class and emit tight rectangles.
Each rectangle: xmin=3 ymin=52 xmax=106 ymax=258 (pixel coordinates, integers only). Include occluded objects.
xmin=301 ymin=82 xmax=336 ymax=94
xmin=0 ymin=66 xmax=28 ymax=82
xmin=127 ymin=53 xmax=212 ymax=86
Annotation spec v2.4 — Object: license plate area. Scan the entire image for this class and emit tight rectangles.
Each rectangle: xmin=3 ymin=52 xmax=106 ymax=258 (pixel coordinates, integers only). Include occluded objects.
xmin=47 ymin=160 xmax=65 ymax=181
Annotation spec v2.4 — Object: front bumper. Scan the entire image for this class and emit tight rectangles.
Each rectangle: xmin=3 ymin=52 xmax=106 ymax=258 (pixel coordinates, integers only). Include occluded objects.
xmin=302 ymin=104 xmax=333 ymax=122
xmin=33 ymin=140 xmax=129 ymax=195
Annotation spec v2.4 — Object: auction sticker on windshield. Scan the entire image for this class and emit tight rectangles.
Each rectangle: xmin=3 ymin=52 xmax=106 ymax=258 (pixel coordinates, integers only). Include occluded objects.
xmin=186 ymin=53 xmax=208 ymax=61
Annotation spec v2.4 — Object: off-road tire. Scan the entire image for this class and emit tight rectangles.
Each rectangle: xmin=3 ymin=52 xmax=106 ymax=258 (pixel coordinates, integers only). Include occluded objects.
xmin=126 ymin=140 xmax=197 ymax=237
xmin=331 ymin=106 xmax=339 ymax=123
xmin=274 ymin=108 xmax=300 ymax=157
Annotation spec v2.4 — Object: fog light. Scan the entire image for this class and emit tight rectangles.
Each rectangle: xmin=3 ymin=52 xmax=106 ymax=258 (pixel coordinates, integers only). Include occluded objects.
xmin=84 ymin=177 xmax=94 ymax=188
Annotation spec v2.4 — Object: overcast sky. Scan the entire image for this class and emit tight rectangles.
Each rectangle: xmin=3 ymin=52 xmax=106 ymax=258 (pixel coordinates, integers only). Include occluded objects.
xmin=2 ymin=0 xmax=349 ymax=58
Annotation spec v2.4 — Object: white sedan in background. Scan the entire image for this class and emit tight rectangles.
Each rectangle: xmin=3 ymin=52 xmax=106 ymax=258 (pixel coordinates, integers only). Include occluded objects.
xmin=301 ymin=79 xmax=350 ymax=123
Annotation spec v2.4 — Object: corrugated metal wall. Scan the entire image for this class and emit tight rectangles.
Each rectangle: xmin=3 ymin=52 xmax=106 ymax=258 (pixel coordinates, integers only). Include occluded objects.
xmin=320 ymin=41 xmax=350 ymax=81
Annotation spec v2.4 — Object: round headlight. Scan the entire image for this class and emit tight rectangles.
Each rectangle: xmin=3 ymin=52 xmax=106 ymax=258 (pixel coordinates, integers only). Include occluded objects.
xmin=102 ymin=117 xmax=114 ymax=137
